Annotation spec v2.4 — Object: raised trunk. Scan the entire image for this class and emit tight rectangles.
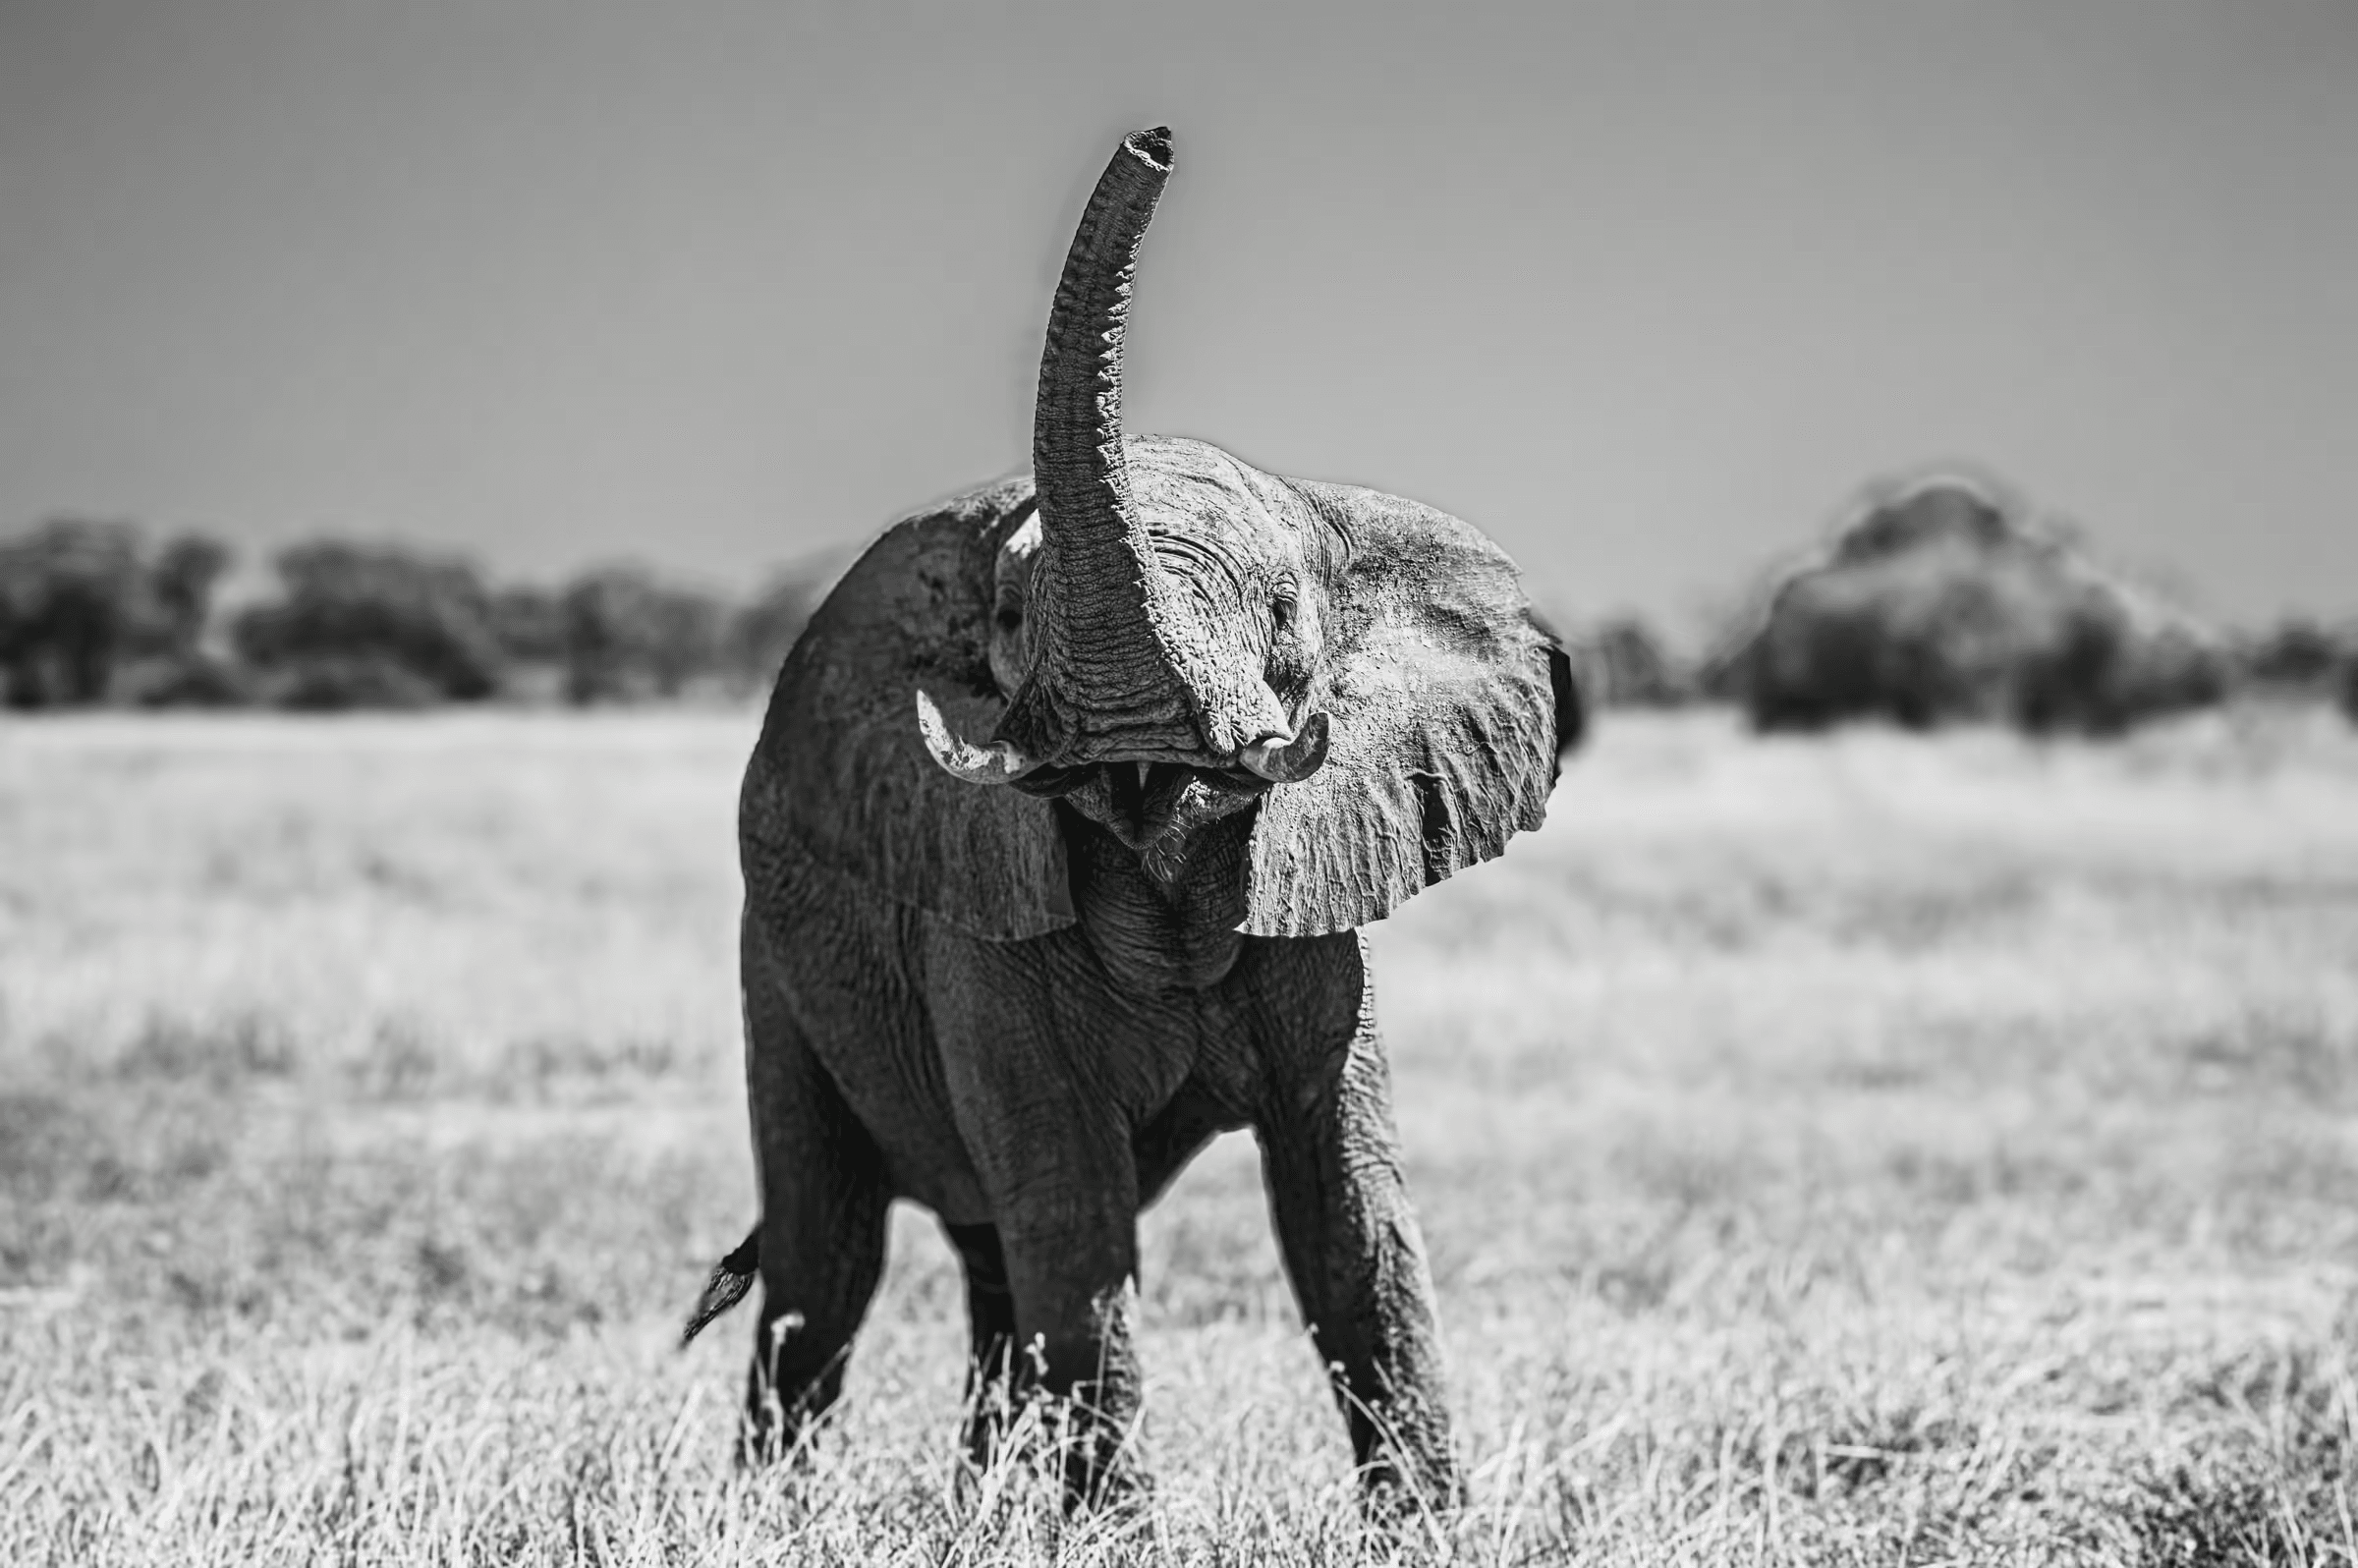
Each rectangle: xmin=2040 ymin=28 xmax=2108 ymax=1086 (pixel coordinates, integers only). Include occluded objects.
xmin=1031 ymin=126 xmax=1169 ymax=573
xmin=996 ymin=128 xmax=1199 ymax=762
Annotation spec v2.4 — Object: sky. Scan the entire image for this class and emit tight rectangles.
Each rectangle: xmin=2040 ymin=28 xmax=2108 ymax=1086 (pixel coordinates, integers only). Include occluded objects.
xmin=2 ymin=1 xmax=2352 ymax=637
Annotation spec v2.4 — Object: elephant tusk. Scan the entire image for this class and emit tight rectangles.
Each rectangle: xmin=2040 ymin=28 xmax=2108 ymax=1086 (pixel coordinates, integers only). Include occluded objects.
xmin=1237 ymin=711 xmax=1331 ymax=784
xmin=914 ymin=689 xmax=1037 ymax=785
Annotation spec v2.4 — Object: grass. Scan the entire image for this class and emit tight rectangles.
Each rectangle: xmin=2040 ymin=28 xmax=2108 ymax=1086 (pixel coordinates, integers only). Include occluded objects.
xmin=3 ymin=703 xmax=2357 ymax=1564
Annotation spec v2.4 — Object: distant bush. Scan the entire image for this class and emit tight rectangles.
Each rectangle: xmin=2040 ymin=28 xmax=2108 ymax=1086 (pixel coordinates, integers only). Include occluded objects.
xmin=1587 ymin=614 xmax=1697 ymax=707
xmin=0 ymin=518 xmax=234 ymax=708
xmin=128 ymin=653 xmax=255 ymax=709
xmin=1715 ymin=475 xmax=2227 ymax=735
xmin=233 ymin=541 xmax=506 ymax=705
xmin=487 ymin=586 xmax=567 ymax=664
xmin=274 ymin=652 xmax=445 ymax=711
xmin=2236 ymin=617 xmax=2358 ymax=726
xmin=2241 ymin=618 xmax=2345 ymax=688
xmin=150 ymin=534 xmax=233 ymax=655
xmin=558 ymin=565 xmax=726 ymax=703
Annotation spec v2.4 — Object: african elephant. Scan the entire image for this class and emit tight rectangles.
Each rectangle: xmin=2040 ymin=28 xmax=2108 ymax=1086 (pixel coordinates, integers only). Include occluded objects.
xmin=685 ymin=127 xmax=1572 ymax=1508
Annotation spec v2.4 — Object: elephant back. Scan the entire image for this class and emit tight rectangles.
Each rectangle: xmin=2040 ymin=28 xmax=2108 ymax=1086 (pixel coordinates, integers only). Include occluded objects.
xmin=742 ymin=476 xmax=1075 ymax=941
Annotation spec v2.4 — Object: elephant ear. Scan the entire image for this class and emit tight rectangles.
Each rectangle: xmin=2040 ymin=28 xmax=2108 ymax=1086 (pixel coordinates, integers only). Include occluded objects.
xmin=1243 ymin=480 xmax=1561 ymax=938
xmin=742 ymin=476 xmax=1073 ymax=940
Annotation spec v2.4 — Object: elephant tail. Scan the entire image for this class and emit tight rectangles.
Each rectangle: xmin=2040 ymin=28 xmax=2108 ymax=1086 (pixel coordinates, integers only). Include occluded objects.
xmin=680 ymin=1226 xmax=760 ymax=1348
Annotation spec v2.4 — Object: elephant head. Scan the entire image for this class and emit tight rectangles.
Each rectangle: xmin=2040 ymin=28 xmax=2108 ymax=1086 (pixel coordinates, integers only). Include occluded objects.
xmin=754 ymin=128 xmax=1565 ymax=943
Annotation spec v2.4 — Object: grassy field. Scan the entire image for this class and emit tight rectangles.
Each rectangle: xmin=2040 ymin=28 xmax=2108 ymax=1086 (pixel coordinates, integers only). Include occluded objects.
xmin=4 ymin=704 xmax=2358 ymax=1565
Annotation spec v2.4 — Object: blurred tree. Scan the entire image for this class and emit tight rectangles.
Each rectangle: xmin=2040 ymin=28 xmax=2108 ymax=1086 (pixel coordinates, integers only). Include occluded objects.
xmin=233 ymin=541 xmax=506 ymax=705
xmin=149 ymin=533 xmax=233 ymax=655
xmin=274 ymin=653 xmax=443 ymax=710
xmin=0 ymin=518 xmax=233 ymax=707
xmin=132 ymin=654 xmax=253 ymax=708
xmin=1715 ymin=475 xmax=2226 ymax=735
xmin=1588 ymin=614 xmax=1695 ymax=707
xmin=2242 ymin=617 xmax=2345 ymax=689
xmin=559 ymin=565 xmax=725 ymax=702
xmin=488 ymin=586 xmax=567 ymax=663
xmin=0 ymin=519 xmax=143 ymax=706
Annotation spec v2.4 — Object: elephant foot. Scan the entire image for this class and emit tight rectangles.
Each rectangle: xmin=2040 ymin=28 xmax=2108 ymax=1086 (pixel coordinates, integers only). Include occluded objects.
xmin=1357 ymin=1453 xmax=1467 ymax=1530
xmin=737 ymin=1308 xmax=859 ymax=1471
xmin=954 ymin=1379 xmax=1148 ymax=1516
xmin=737 ymin=1387 xmax=828 ymax=1472
xmin=1042 ymin=1389 xmax=1147 ymax=1515
xmin=1346 ymin=1392 xmax=1466 ymax=1519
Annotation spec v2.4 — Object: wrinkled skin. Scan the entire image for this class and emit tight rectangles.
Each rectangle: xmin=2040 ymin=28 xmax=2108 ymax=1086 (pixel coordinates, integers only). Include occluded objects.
xmin=689 ymin=129 xmax=1574 ymax=1510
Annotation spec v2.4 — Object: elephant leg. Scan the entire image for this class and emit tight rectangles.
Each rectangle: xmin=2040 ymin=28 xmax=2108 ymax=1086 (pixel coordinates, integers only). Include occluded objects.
xmin=949 ymin=1079 xmax=1145 ymax=1499
xmin=996 ymin=1189 xmax=1144 ymax=1510
xmin=930 ymin=932 xmax=1157 ymax=1506
xmin=1247 ymin=935 xmax=1464 ymax=1509
xmin=943 ymin=1220 xmax=1019 ymax=1470
xmin=739 ymin=912 xmax=893 ymax=1464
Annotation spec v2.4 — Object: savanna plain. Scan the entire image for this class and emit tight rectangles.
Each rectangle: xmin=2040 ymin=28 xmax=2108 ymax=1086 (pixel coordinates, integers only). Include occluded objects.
xmin=5 ymin=705 xmax=2358 ymax=1565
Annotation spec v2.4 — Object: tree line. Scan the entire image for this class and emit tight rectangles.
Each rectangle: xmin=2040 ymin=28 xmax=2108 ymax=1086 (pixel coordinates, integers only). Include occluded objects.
xmin=5 ymin=476 xmax=2353 ymax=732
xmin=0 ymin=518 xmax=837 ymax=710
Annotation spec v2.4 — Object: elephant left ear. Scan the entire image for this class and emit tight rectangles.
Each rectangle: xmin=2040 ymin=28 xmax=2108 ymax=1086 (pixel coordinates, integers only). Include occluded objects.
xmin=1243 ymin=480 xmax=1564 ymax=938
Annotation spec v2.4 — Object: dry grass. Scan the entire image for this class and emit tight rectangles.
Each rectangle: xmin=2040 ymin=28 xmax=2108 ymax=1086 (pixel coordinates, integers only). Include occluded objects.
xmin=4 ymin=704 xmax=2358 ymax=1564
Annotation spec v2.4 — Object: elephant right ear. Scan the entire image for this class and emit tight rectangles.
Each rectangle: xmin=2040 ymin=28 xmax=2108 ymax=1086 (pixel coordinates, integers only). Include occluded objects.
xmin=741 ymin=477 xmax=1074 ymax=940
xmin=1241 ymin=480 xmax=1563 ymax=937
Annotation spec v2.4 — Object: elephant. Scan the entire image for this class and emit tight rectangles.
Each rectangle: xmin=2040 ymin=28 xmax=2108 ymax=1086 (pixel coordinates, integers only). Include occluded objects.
xmin=683 ymin=126 xmax=1574 ymax=1509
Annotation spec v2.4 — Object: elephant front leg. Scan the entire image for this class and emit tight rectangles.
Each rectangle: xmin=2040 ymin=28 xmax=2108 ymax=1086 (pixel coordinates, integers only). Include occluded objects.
xmin=931 ymin=931 xmax=1155 ymax=1508
xmin=1252 ymin=950 xmax=1464 ymax=1510
xmin=990 ymin=1150 xmax=1148 ymax=1510
xmin=949 ymin=1099 xmax=1147 ymax=1505
xmin=943 ymin=1221 xmax=1020 ymax=1472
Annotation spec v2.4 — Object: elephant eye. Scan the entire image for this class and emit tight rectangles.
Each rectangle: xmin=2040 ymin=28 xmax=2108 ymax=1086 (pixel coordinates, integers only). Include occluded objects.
xmin=1270 ymin=584 xmax=1299 ymax=634
xmin=994 ymin=599 xmax=1023 ymax=635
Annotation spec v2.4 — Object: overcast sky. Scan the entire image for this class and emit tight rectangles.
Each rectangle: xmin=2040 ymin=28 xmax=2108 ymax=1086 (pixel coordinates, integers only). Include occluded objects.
xmin=3 ymin=1 xmax=2352 ymax=634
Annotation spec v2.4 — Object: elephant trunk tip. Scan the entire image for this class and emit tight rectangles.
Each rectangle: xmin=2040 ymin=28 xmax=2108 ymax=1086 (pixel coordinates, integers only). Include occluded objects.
xmin=1126 ymin=126 xmax=1173 ymax=170
xmin=1238 ymin=711 xmax=1331 ymax=785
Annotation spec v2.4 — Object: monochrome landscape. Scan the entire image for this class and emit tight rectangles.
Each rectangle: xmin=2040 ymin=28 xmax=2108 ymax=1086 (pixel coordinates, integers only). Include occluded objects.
xmin=5 ymin=5 xmax=2356 ymax=1562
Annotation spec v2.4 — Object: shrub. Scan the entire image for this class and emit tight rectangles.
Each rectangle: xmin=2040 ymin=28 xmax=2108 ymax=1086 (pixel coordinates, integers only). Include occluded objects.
xmin=150 ymin=534 xmax=233 ymax=655
xmin=2239 ymin=617 xmax=2358 ymax=720
xmin=128 ymin=653 xmax=255 ymax=708
xmin=558 ymin=565 xmax=725 ymax=703
xmin=1718 ymin=475 xmax=2227 ymax=735
xmin=488 ymin=586 xmax=567 ymax=664
xmin=234 ymin=541 xmax=505 ymax=704
xmin=273 ymin=652 xmax=444 ymax=711
xmin=2241 ymin=617 xmax=2344 ymax=687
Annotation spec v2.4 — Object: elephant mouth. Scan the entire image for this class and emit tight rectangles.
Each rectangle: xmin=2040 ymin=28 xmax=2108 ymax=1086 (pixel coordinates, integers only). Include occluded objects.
xmin=1016 ymin=758 xmax=1270 ymax=880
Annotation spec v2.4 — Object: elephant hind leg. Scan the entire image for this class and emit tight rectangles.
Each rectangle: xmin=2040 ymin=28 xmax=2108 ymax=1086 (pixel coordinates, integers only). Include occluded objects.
xmin=740 ymin=913 xmax=893 ymax=1464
